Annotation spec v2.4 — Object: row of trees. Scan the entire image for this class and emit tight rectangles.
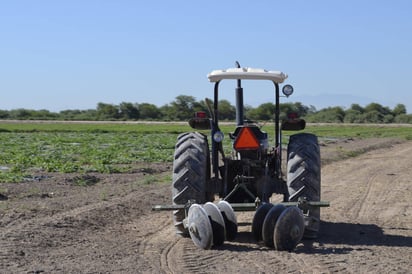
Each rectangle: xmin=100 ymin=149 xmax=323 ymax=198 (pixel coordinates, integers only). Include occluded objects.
xmin=0 ymin=95 xmax=411 ymax=123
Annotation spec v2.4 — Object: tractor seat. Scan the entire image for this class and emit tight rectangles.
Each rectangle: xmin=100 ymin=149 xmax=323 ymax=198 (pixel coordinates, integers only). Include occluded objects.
xmin=229 ymin=125 xmax=267 ymax=141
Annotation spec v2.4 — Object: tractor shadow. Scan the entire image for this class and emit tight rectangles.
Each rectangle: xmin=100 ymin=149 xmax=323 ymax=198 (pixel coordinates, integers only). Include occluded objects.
xmin=295 ymin=220 xmax=412 ymax=254
xmin=216 ymin=221 xmax=412 ymax=254
xmin=216 ymin=221 xmax=275 ymax=252
xmin=216 ymin=231 xmax=265 ymax=252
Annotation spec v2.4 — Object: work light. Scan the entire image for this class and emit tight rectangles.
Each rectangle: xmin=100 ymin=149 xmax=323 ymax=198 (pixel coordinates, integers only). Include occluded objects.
xmin=282 ymin=85 xmax=294 ymax=97
xmin=213 ymin=131 xmax=224 ymax=143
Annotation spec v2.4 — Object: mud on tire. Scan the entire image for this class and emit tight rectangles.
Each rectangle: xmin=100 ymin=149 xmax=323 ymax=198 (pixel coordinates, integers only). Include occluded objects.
xmin=172 ymin=132 xmax=211 ymax=236
xmin=287 ymin=133 xmax=321 ymax=238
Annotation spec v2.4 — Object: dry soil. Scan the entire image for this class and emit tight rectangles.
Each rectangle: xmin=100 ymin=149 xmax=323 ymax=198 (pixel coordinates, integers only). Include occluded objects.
xmin=1 ymin=138 xmax=411 ymax=273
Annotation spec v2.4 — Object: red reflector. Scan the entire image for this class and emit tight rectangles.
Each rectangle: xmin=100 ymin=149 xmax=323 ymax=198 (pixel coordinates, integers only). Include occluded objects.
xmin=287 ymin=112 xmax=298 ymax=119
xmin=234 ymin=127 xmax=260 ymax=150
xmin=195 ymin=111 xmax=207 ymax=118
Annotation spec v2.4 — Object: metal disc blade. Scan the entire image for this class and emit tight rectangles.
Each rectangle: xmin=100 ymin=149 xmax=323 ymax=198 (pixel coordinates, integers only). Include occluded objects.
xmin=217 ymin=201 xmax=238 ymax=241
xmin=262 ymin=204 xmax=286 ymax=248
xmin=187 ymin=204 xmax=213 ymax=250
xmin=203 ymin=202 xmax=226 ymax=246
xmin=274 ymin=206 xmax=305 ymax=251
xmin=251 ymin=203 xmax=274 ymax=242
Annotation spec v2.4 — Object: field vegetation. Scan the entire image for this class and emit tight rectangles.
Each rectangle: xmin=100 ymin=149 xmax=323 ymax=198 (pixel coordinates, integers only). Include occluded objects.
xmin=1 ymin=95 xmax=412 ymax=123
xmin=0 ymin=121 xmax=411 ymax=183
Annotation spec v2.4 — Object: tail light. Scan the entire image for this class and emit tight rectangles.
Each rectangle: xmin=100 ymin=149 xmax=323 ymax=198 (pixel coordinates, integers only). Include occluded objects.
xmin=189 ymin=111 xmax=211 ymax=130
xmin=287 ymin=112 xmax=298 ymax=119
xmin=195 ymin=111 xmax=207 ymax=118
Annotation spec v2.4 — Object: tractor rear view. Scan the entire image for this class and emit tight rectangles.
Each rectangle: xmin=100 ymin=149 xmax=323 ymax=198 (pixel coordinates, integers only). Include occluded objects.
xmin=153 ymin=62 xmax=329 ymax=251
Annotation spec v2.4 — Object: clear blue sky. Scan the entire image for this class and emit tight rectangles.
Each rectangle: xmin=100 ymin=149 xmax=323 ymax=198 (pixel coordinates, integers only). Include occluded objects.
xmin=1 ymin=1 xmax=411 ymax=113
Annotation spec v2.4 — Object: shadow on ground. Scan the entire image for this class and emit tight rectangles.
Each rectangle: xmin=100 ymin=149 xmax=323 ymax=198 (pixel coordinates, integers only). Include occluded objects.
xmin=215 ymin=220 xmax=412 ymax=254
xmin=296 ymin=220 xmax=412 ymax=254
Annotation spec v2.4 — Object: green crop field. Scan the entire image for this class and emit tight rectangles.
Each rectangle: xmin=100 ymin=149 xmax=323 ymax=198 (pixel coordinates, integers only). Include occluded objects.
xmin=0 ymin=121 xmax=411 ymax=183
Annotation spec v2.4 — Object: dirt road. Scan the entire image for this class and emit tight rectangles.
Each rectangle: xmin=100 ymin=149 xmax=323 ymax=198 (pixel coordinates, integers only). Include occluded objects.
xmin=1 ymin=139 xmax=411 ymax=273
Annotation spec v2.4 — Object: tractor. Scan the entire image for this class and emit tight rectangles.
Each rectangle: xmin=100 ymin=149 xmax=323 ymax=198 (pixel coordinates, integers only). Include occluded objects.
xmin=153 ymin=62 xmax=328 ymax=251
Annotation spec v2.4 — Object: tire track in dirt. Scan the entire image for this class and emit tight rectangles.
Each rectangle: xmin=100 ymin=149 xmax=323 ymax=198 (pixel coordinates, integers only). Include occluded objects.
xmin=1 ymin=189 xmax=151 ymax=237
xmin=133 ymin=208 xmax=223 ymax=274
xmin=147 ymin=214 xmax=264 ymax=273
xmin=295 ymin=252 xmax=354 ymax=274
xmin=323 ymin=141 xmax=412 ymax=224
xmin=135 ymin=211 xmax=180 ymax=273
xmin=346 ymin=166 xmax=379 ymax=221
xmin=319 ymin=141 xmax=412 ymax=273
xmin=0 ymin=186 xmax=167 ymax=272
xmin=355 ymin=146 xmax=411 ymax=224
xmin=160 ymin=234 xmax=181 ymax=273
xmin=360 ymin=145 xmax=412 ymax=230
xmin=160 ymin=212 xmax=303 ymax=274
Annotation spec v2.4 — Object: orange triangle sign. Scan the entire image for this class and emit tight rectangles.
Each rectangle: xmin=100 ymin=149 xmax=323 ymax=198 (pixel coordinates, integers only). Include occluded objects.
xmin=234 ymin=127 xmax=260 ymax=150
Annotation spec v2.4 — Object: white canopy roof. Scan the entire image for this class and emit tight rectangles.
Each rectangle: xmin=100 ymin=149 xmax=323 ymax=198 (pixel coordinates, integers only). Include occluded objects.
xmin=207 ymin=67 xmax=288 ymax=83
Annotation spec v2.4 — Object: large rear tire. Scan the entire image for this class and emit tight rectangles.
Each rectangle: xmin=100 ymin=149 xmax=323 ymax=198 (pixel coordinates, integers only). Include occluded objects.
xmin=287 ymin=133 xmax=321 ymax=238
xmin=172 ymin=132 xmax=211 ymax=236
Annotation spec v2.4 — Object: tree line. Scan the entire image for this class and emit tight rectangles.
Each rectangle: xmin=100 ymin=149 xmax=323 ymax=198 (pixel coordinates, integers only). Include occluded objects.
xmin=0 ymin=95 xmax=411 ymax=123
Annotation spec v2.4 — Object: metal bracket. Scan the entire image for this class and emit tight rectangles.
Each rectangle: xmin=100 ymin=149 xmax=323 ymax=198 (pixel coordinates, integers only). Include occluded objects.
xmin=152 ymin=199 xmax=330 ymax=212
